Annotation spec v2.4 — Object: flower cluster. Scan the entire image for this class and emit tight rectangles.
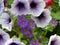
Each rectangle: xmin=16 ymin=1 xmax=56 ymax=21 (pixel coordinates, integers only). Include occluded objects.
xmin=0 ymin=0 xmax=59 ymax=45
xmin=17 ymin=15 xmax=35 ymax=38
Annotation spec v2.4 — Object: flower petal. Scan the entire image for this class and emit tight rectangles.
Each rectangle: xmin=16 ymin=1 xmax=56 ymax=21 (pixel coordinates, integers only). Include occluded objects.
xmin=31 ymin=9 xmax=52 ymax=28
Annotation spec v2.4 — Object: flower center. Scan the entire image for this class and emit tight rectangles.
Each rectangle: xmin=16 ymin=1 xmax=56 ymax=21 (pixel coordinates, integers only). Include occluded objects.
xmin=28 ymin=32 xmax=31 ymax=35
xmin=29 ymin=21 xmax=32 ymax=25
xmin=8 ymin=18 xmax=11 ymax=23
xmin=16 ymin=2 xmax=25 ymax=10
xmin=52 ymin=20 xmax=56 ymax=24
xmin=0 ymin=35 xmax=3 ymax=40
xmin=10 ymin=42 xmax=18 ymax=45
xmin=30 ymin=1 xmax=37 ymax=9
xmin=32 ymin=42 xmax=36 ymax=44
xmin=23 ymin=28 xmax=27 ymax=32
xmin=22 ymin=21 xmax=25 ymax=24
xmin=37 ymin=12 xmax=45 ymax=20
xmin=50 ymin=40 xmax=56 ymax=45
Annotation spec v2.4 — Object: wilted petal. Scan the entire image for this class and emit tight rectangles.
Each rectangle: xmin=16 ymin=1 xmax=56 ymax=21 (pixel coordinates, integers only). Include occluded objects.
xmin=31 ymin=9 xmax=52 ymax=28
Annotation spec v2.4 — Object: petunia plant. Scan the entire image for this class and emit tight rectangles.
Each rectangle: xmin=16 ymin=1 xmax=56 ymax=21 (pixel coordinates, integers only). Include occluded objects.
xmin=0 ymin=0 xmax=60 ymax=45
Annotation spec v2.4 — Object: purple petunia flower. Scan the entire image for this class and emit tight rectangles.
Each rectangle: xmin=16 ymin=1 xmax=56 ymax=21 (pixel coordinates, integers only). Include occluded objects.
xmin=28 ymin=19 xmax=35 ymax=28
xmin=10 ymin=0 xmax=30 ymax=16
xmin=0 ymin=29 xmax=10 ymax=45
xmin=50 ymin=18 xmax=58 ymax=27
xmin=5 ymin=38 xmax=25 ymax=45
xmin=29 ymin=0 xmax=45 ymax=17
xmin=17 ymin=15 xmax=28 ymax=28
xmin=31 ymin=9 xmax=52 ymax=28
xmin=29 ymin=39 xmax=39 ymax=45
xmin=0 ymin=13 xmax=13 ymax=31
xmin=48 ymin=34 xmax=60 ymax=45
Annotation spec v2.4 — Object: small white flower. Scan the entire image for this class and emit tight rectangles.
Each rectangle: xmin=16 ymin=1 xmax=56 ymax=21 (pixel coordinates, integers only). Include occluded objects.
xmin=0 ymin=0 xmax=4 ymax=14
xmin=31 ymin=9 xmax=52 ymax=28
xmin=48 ymin=34 xmax=60 ymax=45
xmin=5 ymin=38 xmax=25 ymax=45
xmin=0 ymin=29 xmax=10 ymax=45
xmin=29 ymin=0 xmax=45 ymax=17
xmin=9 ymin=0 xmax=30 ymax=16
xmin=0 ymin=13 xmax=13 ymax=31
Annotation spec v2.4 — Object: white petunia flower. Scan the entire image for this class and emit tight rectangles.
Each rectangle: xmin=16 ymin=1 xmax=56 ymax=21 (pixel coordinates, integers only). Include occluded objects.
xmin=0 ymin=0 xmax=4 ymax=14
xmin=31 ymin=9 xmax=52 ymax=28
xmin=28 ymin=0 xmax=45 ymax=17
xmin=0 ymin=29 xmax=10 ymax=45
xmin=5 ymin=38 xmax=25 ymax=45
xmin=0 ymin=13 xmax=13 ymax=31
xmin=9 ymin=0 xmax=30 ymax=16
xmin=48 ymin=34 xmax=60 ymax=45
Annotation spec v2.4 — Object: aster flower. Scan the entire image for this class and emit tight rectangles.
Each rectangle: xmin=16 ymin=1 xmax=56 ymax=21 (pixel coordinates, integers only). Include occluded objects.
xmin=29 ymin=39 xmax=39 ymax=45
xmin=0 ymin=13 xmax=13 ymax=31
xmin=10 ymin=0 xmax=30 ymax=16
xmin=31 ymin=9 xmax=52 ymax=28
xmin=29 ymin=0 xmax=45 ymax=17
xmin=0 ymin=29 xmax=10 ymax=45
xmin=48 ymin=34 xmax=60 ymax=45
xmin=5 ymin=38 xmax=25 ymax=45
xmin=28 ymin=19 xmax=35 ymax=28
xmin=20 ymin=27 xmax=33 ymax=38
xmin=20 ymin=27 xmax=30 ymax=35
xmin=50 ymin=18 xmax=58 ymax=27
xmin=0 ymin=0 xmax=4 ymax=14
xmin=17 ymin=15 xmax=28 ymax=28
xmin=25 ymin=30 xmax=33 ymax=38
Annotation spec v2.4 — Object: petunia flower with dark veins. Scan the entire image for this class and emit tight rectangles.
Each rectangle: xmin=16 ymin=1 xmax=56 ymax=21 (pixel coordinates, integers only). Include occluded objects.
xmin=5 ymin=38 xmax=25 ymax=45
xmin=31 ymin=9 xmax=52 ymax=28
xmin=28 ymin=0 xmax=45 ymax=17
xmin=0 ymin=29 xmax=10 ymax=45
xmin=48 ymin=34 xmax=60 ymax=45
xmin=0 ymin=13 xmax=13 ymax=31
xmin=10 ymin=0 xmax=30 ymax=16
